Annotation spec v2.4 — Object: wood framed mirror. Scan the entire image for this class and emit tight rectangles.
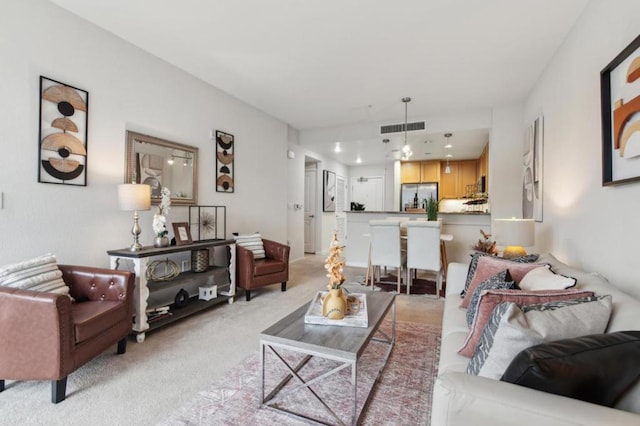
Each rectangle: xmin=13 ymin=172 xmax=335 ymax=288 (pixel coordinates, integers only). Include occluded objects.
xmin=125 ymin=130 xmax=198 ymax=206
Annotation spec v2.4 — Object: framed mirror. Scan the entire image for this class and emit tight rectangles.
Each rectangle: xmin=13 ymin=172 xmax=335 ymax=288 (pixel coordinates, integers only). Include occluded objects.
xmin=125 ymin=130 xmax=198 ymax=206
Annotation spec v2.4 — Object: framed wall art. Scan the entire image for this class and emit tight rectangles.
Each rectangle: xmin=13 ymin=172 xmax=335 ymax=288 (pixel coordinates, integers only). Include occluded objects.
xmin=601 ymin=34 xmax=640 ymax=186
xmin=172 ymin=222 xmax=193 ymax=245
xmin=38 ymin=76 xmax=89 ymax=186
xmin=522 ymin=116 xmax=543 ymax=222
xmin=215 ymin=130 xmax=234 ymax=192
xmin=323 ymin=170 xmax=336 ymax=212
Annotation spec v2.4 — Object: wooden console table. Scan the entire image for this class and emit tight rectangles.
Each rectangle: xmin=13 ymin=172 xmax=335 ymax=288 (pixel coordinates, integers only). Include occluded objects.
xmin=107 ymin=239 xmax=236 ymax=342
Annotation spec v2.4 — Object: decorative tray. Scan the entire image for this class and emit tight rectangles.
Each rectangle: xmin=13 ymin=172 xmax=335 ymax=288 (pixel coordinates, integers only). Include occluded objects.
xmin=304 ymin=291 xmax=368 ymax=327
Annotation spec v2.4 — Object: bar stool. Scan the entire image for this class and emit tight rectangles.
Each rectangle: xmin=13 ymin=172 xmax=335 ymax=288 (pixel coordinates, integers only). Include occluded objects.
xmin=368 ymin=220 xmax=405 ymax=293
xmin=406 ymin=221 xmax=442 ymax=297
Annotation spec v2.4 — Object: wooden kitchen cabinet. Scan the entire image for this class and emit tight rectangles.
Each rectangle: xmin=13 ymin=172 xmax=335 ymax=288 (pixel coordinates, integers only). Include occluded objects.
xmin=420 ymin=160 xmax=440 ymax=182
xmin=400 ymin=161 xmax=421 ymax=183
xmin=401 ymin=160 xmax=440 ymax=183
xmin=439 ymin=160 xmax=478 ymax=199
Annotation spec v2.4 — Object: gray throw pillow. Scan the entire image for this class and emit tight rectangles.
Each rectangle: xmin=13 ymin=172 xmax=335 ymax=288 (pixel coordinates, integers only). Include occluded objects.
xmin=467 ymin=295 xmax=613 ymax=380
xmin=465 ymin=269 xmax=515 ymax=327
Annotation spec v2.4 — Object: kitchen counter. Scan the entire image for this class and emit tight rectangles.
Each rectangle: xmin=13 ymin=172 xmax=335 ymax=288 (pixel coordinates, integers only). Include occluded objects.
xmin=345 ymin=211 xmax=491 ymax=268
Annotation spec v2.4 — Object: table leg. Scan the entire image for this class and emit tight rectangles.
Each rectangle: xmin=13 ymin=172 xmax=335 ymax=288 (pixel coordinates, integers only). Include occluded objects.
xmin=440 ymin=240 xmax=448 ymax=279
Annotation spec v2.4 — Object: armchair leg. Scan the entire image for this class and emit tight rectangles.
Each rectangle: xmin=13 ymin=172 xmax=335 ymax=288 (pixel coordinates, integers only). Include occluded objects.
xmin=52 ymin=377 xmax=67 ymax=403
xmin=281 ymin=282 xmax=287 ymax=292
xmin=0 ymin=380 xmax=4 ymax=392
xmin=245 ymin=290 xmax=251 ymax=302
xmin=117 ymin=337 xmax=127 ymax=355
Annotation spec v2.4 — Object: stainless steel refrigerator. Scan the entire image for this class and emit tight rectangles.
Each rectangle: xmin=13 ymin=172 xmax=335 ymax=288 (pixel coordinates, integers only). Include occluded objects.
xmin=400 ymin=183 xmax=438 ymax=211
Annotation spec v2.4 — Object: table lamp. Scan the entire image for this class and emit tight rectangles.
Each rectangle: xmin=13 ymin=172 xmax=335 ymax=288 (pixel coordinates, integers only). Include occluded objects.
xmin=493 ymin=218 xmax=535 ymax=258
xmin=118 ymin=183 xmax=151 ymax=251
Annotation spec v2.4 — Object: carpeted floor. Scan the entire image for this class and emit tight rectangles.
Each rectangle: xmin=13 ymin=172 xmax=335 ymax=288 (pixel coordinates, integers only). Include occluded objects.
xmin=162 ymin=321 xmax=441 ymax=426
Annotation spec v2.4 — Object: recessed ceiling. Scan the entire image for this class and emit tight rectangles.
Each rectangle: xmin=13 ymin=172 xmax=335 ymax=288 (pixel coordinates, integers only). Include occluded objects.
xmin=50 ymin=0 xmax=588 ymax=164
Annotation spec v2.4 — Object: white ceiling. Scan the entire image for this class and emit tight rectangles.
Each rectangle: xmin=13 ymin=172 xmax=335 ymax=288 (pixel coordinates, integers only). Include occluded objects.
xmin=51 ymin=0 xmax=588 ymax=165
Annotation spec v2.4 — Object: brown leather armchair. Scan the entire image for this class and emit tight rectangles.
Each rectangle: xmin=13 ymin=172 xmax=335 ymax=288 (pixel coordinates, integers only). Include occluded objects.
xmin=237 ymin=239 xmax=290 ymax=301
xmin=0 ymin=265 xmax=134 ymax=403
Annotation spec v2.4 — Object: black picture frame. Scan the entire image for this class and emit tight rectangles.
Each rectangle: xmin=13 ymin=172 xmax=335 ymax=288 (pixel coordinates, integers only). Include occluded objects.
xmin=601 ymin=34 xmax=640 ymax=186
xmin=215 ymin=130 xmax=234 ymax=193
xmin=38 ymin=76 xmax=89 ymax=186
xmin=323 ymin=170 xmax=336 ymax=212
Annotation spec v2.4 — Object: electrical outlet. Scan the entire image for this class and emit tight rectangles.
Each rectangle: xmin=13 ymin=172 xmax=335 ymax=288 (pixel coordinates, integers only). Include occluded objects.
xmin=181 ymin=260 xmax=189 ymax=272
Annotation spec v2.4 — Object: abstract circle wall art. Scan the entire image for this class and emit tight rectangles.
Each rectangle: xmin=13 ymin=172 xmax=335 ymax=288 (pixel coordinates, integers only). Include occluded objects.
xmin=215 ymin=130 xmax=234 ymax=193
xmin=38 ymin=76 xmax=89 ymax=186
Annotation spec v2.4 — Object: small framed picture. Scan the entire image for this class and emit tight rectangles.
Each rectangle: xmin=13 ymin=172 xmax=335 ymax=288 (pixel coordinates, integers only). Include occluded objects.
xmin=172 ymin=222 xmax=193 ymax=245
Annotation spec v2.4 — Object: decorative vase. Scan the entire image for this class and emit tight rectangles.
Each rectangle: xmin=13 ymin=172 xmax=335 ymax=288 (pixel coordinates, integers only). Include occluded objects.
xmin=322 ymin=288 xmax=347 ymax=320
xmin=153 ymin=236 xmax=169 ymax=248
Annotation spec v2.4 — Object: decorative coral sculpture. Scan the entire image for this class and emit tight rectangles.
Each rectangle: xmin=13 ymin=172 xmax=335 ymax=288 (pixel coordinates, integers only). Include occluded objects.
xmin=471 ymin=229 xmax=499 ymax=255
xmin=324 ymin=231 xmax=346 ymax=290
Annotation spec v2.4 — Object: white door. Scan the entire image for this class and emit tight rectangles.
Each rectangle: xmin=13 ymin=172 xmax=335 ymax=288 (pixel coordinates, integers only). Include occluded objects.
xmin=304 ymin=169 xmax=316 ymax=253
xmin=351 ymin=176 xmax=384 ymax=211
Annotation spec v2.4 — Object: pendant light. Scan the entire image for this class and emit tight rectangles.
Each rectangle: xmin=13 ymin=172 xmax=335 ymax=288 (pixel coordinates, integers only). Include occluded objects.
xmin=401 ymin=97 xmax=412 ymax=160
xmin=444 ymin=133 xmax=452 ymax=174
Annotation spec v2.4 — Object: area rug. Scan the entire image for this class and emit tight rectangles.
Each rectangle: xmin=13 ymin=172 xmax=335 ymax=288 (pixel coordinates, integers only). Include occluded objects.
xmin=357 ymin=273 xmax=443 ymax=296
xmin=161 ymin=321 xmax=441 ymax=426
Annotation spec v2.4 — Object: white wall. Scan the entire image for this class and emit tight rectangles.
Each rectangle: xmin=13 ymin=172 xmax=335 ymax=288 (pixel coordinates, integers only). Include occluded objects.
xmin=0 ymin=1 xmax=288 ymax=267
xmin=524 ymin=0 xmax=640 ymax=298
xmin=489 ymin=103 xmax=526 ymax=220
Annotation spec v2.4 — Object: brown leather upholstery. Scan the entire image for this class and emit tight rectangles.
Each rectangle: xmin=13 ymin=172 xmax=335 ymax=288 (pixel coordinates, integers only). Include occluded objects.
xmin=237 ymin=239 xmax=290 ymax=301
xmin=0 ymin=265 xmax=134 ymax=403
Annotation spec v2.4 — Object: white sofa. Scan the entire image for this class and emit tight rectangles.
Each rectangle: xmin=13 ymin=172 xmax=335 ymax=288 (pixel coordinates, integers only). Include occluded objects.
xmin=431 ymin=253 xmax=640 ymax=426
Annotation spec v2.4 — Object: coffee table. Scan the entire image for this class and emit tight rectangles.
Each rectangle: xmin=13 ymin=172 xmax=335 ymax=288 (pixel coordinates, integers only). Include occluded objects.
xmin=259 ymin=291 xmax=396 ymax=425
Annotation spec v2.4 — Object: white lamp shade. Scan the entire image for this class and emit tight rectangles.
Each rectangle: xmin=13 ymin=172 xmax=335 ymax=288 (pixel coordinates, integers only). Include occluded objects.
xmin=493 ymin=218 xmax=535 ymax=247
xmin=118 ymin=184 xmax=151 ymax=211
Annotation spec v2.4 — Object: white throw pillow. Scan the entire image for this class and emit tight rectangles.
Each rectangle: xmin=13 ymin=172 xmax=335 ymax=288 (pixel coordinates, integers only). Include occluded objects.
xmin=0 ymin=253 xmax=70 ymax=296
xmin=467 ymin=295 xmax=612 ymax=380
xmin=519 ymin=266 xmax=577 ymax=291
xmin=233 ymin=233 xmax=265 ymax=259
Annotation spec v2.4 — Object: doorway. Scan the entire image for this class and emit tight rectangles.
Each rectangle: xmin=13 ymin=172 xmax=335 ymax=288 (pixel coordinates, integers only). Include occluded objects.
xmin=350 ymin=176 xmax=384 ymax=211
xmin=304 ymin=162 xmax=317 ymax=253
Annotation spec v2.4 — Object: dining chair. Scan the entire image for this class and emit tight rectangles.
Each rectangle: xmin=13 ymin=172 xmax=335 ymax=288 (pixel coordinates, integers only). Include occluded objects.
xmin=406 ymin=220 xmax=442 ymax=297
xmin=368 ymin=220 xmax=405 ymax=293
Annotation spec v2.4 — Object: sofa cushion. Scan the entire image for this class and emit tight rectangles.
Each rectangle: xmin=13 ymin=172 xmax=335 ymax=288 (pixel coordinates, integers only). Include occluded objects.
xmin=71 ymin=300 xmax=128 ymax=344
xmin=254 ymin=258 xmax=285 ymax=276
xmin=0 ymin=253 xmax=70 ymax=297
xmin=465 ymin=270 xmax=515 ymax=327
xmin=233 ymin=233 xmax=265 ymax=259
xmin=518 ymin=266 xmax=576 ymax=291
xmin=461 ymin=256 xmax=545 ymax=308
xmin=458 ymin=288 xmax=594 ymax=357
xmin=467 ymin=295 xmax=612 ymax=380
xmin=501 ymin=331 xmax=640 ymax=407
xmin=461 ymin=252 xmax=539 ymax=296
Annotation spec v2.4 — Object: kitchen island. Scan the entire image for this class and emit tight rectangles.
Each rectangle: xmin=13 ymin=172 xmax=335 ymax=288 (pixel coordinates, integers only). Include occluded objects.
xmin=345 ymin=211 xmax=491 ymax=268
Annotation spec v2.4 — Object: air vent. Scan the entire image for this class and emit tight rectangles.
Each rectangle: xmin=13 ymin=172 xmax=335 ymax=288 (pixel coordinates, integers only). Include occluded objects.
xmin=380 ymin=121 xmax=426 ymax=135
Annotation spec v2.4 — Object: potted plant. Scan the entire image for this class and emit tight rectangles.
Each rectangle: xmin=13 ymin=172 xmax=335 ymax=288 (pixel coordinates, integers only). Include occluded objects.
xmin=426 ymin=195 xmax=438 ymax=221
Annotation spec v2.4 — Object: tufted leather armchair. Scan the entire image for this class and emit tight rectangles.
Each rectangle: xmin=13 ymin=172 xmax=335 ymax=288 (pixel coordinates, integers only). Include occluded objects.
xmin=0 ymin=264 xmax=134 ymax=403
xmin=237 ymin=239 xmax=290 ymax=301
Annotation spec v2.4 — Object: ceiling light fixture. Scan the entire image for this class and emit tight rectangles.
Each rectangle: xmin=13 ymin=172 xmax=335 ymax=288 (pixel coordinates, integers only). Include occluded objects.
xmin=444 ymin=133 xmax=453 ymax=174
xmin=401 ymin=97 xmax=412 ymax=160
xmin=334 ymin=142 xmax=342 ymax=153
xmin=356 ymin=156 xmax=362 ymax=164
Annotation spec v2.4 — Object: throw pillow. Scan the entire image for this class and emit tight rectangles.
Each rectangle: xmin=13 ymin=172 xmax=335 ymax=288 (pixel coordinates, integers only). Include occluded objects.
xmin=518 ymin=266 xmax=577 ymax=291
xmin=467 ymin=295 xmax=612 ymax=380
xmin=461 ymin=252 xmax=539 ymax=297
xmin=460 ymin=256 xmax=546 ymax=308
xmin=501 ymin=331 xmax=640 ymax=407
xmin=457 ymin=288 xmax=595 ymax=357
xmin=465 ymin=270 xmax=515 ymax=327
xmin=233 ymin=232 xmax=265 ymax=259
xmin=0 ymin=253 xmax=69 ymax=296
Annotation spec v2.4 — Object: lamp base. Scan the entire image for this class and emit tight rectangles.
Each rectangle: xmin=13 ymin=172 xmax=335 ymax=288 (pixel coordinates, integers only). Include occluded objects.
xmin=503 ymin=246 xmax=527 ymax=259
xmin=130 ymin=242 xmax=143 ymax=252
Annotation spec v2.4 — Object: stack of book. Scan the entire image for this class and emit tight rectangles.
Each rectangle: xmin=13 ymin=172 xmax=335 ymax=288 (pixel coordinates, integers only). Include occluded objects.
xmin=146 ymin=306 xmax=171 ymax=323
